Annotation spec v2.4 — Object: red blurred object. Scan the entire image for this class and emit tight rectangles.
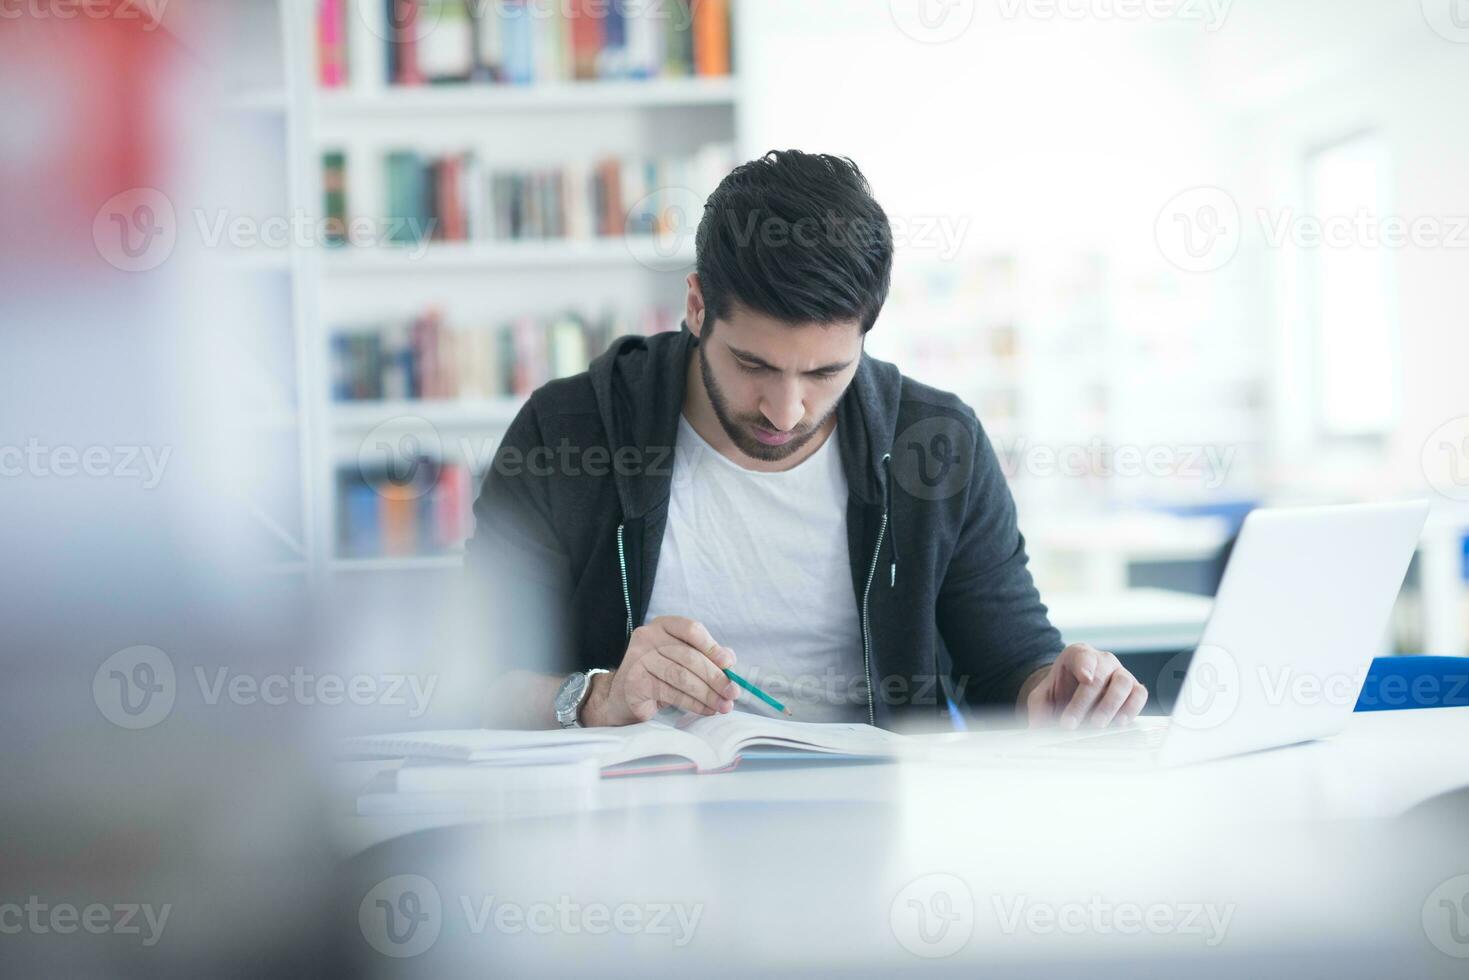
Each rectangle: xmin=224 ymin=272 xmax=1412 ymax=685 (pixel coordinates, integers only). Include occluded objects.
xmin=0 ymin=1 xmax=184 ymax=273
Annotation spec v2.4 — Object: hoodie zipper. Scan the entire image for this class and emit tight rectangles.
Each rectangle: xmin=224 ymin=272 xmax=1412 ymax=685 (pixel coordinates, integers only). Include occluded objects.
xmin=616 ymin=523 xmax=634 ymax=639
xmin=860 ymin=453 xmax=893 ymax=727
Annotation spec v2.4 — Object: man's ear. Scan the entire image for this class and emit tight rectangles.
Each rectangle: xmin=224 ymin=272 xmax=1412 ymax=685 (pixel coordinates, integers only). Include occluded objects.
xmin=684 ymin=273 xmax=706 ymax=338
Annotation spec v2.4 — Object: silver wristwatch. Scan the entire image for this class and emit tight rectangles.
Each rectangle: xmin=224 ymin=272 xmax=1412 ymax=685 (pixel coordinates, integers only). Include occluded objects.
xmin=554 ymin=668 xmax=609 ymax=728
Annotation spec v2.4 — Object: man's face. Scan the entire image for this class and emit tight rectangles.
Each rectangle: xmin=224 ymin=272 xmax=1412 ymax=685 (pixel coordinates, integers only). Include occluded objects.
xmin=696 ymin=305 xmax=864 ymax=463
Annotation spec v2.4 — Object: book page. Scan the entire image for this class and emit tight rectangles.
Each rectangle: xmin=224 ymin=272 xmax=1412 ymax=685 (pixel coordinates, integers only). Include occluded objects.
xmin=675 ymin=711 xmax=906 ymax=766
xmin=586 ymin=716 xmax=718 ymax=770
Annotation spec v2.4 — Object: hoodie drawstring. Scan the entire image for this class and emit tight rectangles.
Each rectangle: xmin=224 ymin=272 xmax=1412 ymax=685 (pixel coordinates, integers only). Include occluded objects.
xmin=882 ymin=453 xmax=898 ymax=587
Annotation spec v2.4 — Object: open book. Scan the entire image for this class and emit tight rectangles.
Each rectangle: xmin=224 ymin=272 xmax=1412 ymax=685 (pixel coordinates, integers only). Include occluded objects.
xmin=593 ymin=710 xmax=906 ymax=774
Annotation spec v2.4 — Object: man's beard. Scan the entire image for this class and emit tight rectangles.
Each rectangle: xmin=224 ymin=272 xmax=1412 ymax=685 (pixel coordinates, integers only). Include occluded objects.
xmin=698 ymin=342 xmax=837 ymax=463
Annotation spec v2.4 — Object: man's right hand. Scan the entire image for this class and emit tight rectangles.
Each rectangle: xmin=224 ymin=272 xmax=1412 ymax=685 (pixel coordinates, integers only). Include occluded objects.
xmin=582 ymin=616 xmax=739 ymax=727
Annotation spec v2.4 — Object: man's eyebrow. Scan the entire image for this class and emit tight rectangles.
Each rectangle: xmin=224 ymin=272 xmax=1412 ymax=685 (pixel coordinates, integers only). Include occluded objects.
xmin=725 ymin=343 xmax=854 ymax=374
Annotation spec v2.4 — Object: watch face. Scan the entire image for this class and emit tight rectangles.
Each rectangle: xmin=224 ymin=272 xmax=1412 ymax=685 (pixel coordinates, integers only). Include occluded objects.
xmin=555 ymin=673 xmax=587 ymax=720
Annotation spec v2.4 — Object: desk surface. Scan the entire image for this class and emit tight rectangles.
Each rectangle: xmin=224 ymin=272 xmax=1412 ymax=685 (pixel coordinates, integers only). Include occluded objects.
xmin=334 ymin=707 xmax=1469 ymax=855
xmin=335 ymin=708 xmax=1469 ymax=978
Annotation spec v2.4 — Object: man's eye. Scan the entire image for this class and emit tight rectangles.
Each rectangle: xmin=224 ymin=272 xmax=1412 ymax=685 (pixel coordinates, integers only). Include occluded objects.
xmin=810 ymin=371 xmax=841 ymax=381
xmin=735 ymin=361 xmax=766 ymax=374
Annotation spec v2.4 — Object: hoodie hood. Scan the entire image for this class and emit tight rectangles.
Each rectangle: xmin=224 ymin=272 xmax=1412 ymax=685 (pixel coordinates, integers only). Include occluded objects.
xmin=587 ymin=325 xmax=905 ymax=520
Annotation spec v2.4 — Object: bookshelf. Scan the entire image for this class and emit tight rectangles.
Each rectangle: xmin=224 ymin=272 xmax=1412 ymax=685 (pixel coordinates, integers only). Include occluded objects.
xmin=271 ymin=0 xmax=743 ymax=576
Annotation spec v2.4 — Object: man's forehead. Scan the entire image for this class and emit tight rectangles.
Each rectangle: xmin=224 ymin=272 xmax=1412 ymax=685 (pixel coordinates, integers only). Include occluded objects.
xmin=717 ymin=309 xmax=863 ymax=367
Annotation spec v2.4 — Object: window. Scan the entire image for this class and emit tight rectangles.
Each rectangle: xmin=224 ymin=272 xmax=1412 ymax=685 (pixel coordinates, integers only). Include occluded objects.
xmin=1305 ymin=132 xmax=1397 ymax=438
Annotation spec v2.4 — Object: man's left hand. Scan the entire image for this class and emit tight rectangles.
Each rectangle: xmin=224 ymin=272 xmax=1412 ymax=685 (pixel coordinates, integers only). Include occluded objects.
xmin=1021 ymin=643 xmax=1148 ymax=729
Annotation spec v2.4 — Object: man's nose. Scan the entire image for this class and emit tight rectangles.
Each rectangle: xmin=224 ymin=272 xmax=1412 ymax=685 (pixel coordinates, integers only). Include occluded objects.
xmin=761 ymin=382 xmax=805 ymax=432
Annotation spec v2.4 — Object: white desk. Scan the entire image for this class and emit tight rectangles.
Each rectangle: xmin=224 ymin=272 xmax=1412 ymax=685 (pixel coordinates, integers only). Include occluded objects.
xmin=333 ymin=708 xmax=1469 ymax=856
xmin=335 ymin=709 xmax=1469 ymax=978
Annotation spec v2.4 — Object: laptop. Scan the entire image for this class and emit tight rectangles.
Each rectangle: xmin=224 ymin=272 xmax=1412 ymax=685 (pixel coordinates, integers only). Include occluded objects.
xmin=1001 ymin=500 xmax=1430 ymax=768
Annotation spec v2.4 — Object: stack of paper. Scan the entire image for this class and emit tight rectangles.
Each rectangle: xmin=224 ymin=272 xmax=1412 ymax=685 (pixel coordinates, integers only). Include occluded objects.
xmin=340 ymin=729 xmax=618 ymax=817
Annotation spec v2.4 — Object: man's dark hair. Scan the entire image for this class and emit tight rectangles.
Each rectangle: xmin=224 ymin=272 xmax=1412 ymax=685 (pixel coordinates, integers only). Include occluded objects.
xmin=695 ymin=150 xmax=894 ymax=333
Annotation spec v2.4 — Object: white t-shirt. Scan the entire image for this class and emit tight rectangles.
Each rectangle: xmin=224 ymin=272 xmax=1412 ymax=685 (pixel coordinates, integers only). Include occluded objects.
xmin=643 ymin=415 xmax=867 ymax=723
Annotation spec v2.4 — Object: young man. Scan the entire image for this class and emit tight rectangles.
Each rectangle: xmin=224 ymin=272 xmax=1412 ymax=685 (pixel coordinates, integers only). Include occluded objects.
xmin=469 ymin=150 xmax=1147 ymax=731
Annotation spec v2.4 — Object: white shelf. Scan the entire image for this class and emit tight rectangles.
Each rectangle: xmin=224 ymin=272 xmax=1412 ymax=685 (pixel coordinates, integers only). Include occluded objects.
xmin=330 ymin=555 xmax=464 ymax=573
xmin=317 ymin=77 xmax=736 ymax=115
xmin=330 ymin=398 xmax=525 ymax=430
xmin=322 ymin=238 xmax=695 ymax=274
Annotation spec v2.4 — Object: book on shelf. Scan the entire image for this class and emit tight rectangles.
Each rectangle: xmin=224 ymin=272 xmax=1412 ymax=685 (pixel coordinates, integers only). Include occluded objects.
xmin=330 ymin=306 xmax=677 ymax=403
xmin=357 ymin=144 xmax=734 ymax=246
xmin=322 ymin=151 xmax=348 ymax=245
xmin=335 ymin=0 xmax=731 ymax=88
xmin=338 ymin=458 xmax=472 ymax=559
xmin=317 ymin=0 xmax=349 ymax=87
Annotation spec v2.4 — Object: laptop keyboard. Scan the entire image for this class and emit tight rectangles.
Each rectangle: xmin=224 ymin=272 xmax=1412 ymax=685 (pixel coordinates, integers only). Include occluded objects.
xmin=1049 ymin=725 xmax=1169 ymax=751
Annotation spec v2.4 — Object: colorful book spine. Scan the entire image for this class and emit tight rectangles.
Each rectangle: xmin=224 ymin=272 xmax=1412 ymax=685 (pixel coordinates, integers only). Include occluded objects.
xmin=390 ymin=0 xmax=425 ymax=85
xmin=322 ymin=151 xmax=348 ymax=245
xmin=367 ymin=0 xmax=728 ymax=87
xmin=693 ymin=0 xmax=731 ymax=77
xmin=318 ymin=0 xmax=348 ymax=87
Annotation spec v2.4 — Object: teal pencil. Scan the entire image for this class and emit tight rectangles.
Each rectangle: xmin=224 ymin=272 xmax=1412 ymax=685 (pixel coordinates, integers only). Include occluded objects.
xmin=723 ymin=667 xmax=792 ymax=716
